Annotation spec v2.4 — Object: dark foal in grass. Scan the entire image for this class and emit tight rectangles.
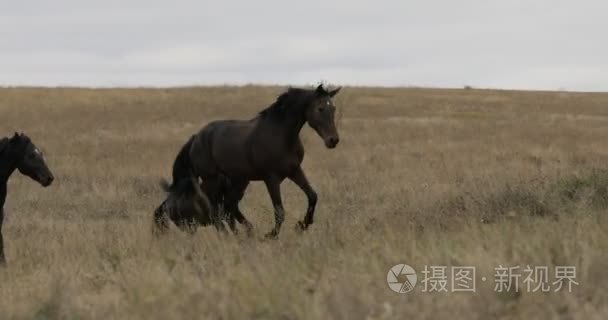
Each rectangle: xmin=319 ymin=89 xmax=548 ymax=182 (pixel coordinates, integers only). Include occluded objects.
xmin=153 ymin=175 xmax=232 ymax=235
xmin=161 ymin=84 xmax=341 ymax=238
xmin=0 ymin=133 xmax=54 ymax=265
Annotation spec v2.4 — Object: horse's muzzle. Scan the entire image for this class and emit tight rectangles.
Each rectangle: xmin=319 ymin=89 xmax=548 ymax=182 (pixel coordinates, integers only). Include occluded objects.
xmin=40 ymin=174 xmax=54 ymax=187
xmin=325 ymin=137 xmax=340 ymax=149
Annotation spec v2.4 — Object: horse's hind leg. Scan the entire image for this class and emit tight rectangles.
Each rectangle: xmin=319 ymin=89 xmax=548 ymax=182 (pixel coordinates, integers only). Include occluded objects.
xmin=217 ymin=200 xmax=238 ymax=234
xmin=231 ymin=204 xmax=253 ymax=237
xmin=152 ymin=201 xmax=170 ymax=237
xmin=223 ymin=202 xmax=250 ymax=236
xmin=214 ymin=175 xmax=239 ymax=234
xmin=289 ymin=167 xmax=317 ymax=231
xmin=211 ymin=214 xmax=228 ymax=234
xmin=179 ymin=219 xmax=198 ymax=235
xmin=226 ymin=213 xmax=238 ymax=234
xmin=205 ymin=181 xmax=228 ymax=234
xmin=225 ymin=181 xmax=253 ymax=236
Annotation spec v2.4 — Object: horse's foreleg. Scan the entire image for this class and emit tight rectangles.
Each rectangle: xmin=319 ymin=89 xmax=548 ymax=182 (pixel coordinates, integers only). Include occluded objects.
xmin=289 ymin=167 xmax=317 ymax=231
xmin=264 ymin=177 xmax=285 ymax=239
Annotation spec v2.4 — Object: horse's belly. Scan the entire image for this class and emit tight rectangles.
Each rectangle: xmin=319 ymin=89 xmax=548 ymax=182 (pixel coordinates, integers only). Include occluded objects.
xmin=219 ymin=163 xmax=260 ymax=180
xmin=218 ymin=159 xmax=288 ymax=181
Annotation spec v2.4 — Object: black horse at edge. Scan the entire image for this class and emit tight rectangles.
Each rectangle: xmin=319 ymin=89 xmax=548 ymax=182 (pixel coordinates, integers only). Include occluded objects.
xmin=0 ymin=133 xmax=54 ymax=265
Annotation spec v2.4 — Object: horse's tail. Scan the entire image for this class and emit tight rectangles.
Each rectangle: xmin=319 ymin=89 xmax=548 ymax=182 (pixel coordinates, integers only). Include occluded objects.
xmin=161 ymin=135 xmax=196 ymax=194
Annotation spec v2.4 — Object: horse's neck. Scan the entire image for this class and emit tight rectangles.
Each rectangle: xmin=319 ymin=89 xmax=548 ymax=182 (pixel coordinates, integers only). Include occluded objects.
xmin=285 ymin=116 xmax=306 ymax=144
xmin=0 ymin=150 xmax=18 ymax=184
xmin=0 ymin=182 xmax=6 ymax=208
xmin=256 ymin=113 xmax=306 ymax=146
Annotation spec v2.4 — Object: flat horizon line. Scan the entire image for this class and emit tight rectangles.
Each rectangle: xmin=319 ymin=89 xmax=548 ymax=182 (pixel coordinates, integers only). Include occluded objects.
xmin=1 ymin=83 xmax=606 ymax=94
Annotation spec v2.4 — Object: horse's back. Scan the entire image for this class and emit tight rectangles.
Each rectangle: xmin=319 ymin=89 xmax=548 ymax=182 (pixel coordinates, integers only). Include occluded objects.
xmin=193 ymin=119 xmax=257 ymax=178
xmin=199 ymin=119 xmax=254 ymax=149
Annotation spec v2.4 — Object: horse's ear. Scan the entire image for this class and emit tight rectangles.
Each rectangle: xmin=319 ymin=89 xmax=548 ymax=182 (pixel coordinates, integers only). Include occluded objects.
xmin=328 ymin=87 xmax=342 ymax=97
xmin=10 ymin=132 xmax=20 ymax=143
xmin=315 ymin=84 xmax=326 ymax=95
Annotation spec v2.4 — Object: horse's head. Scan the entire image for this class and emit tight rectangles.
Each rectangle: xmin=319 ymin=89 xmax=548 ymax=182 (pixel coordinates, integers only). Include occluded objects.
xmin=306 ymin=84 xmax=342 ymax=149
xmin=10 ymin=133 xmax=54 ymax=187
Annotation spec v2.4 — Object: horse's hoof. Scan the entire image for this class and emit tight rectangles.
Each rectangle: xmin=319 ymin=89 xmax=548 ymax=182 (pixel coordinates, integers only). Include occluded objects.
xmin=264 ymin=231 xmax=278 ymax=240
xmin=295 ymin=221 xmax=308 ymax=232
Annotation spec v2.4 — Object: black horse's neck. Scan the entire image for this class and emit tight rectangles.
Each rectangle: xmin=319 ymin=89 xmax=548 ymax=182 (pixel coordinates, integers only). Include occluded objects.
xmin=0 ymin=145 xmax=19 ymax=187
xmin=284 ymin=110 xmax=308 ymax=145
xmin=258 ymin=89 xmax=313 ymax=145
xmin=0 ymin=165 xmax=17 ymax=186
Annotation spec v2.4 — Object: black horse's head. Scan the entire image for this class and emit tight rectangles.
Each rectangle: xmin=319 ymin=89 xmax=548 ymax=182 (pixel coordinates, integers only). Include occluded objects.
xmin=10 ymin=133 xmax=54 ymax=187
xmin=306 ymin=84 xmax=342 ymax=149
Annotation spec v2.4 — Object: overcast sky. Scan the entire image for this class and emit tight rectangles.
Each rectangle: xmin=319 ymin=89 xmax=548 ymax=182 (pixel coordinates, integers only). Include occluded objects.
xmin=1 ymin=0 xmax=606 ymax=91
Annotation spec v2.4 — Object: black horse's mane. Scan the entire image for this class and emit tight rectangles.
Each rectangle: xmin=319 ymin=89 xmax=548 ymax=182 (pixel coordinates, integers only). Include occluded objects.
xmin=259 ymin=87 xmax=320 ymax=119
xmin=0 ymin=134 xmax=30 ymax=156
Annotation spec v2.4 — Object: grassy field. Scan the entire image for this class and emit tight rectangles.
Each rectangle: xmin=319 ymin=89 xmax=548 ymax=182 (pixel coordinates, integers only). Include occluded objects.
xmin=1 ymin=85 xmax=608 ymax=319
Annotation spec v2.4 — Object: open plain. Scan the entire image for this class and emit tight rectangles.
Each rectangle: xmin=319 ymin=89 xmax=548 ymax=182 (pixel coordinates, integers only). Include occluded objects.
xmin=1 ymin=86 xmax=608 ymax=319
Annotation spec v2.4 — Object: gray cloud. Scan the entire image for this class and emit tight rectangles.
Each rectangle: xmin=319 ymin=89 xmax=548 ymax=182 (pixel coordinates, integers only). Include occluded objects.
xmin=1 ymin=0 xmax=606 ymax=90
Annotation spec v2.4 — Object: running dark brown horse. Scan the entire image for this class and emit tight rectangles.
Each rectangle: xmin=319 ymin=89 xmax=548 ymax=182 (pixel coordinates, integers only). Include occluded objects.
xmin=0 ymin=133 xmax=54 ymax=265
xmin=162 ymin=84 xmax=341 ymax=238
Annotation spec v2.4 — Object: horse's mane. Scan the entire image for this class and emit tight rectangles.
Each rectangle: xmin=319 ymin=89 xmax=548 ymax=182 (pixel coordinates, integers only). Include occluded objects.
xmin=0 ymin=134 xmax=30 ymax=156
xmin=258 ymin=87 xmax=315 ymax=119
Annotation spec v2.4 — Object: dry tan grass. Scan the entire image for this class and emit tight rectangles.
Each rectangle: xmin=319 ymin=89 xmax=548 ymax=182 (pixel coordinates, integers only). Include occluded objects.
xmin=1 ymin=86 xmax=608 ymax=319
